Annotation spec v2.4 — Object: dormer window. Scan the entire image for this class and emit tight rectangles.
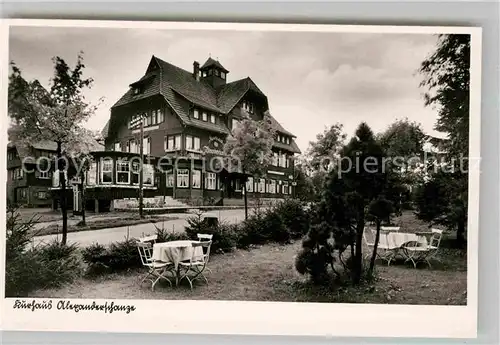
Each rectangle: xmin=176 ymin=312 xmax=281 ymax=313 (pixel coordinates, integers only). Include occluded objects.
xmin=210 ymin=114 xmax=216 ymax=124
xmin=214 ymin=69 xmax=220 ymax=77
xmin=193 ymin=109 xmax=200 ymax=119
xmin=220 ymin=71 xmax=226 ymax=79
xmin=202 ymin=112 xmax=208 ymax=121
xmin=133 ymin=87 xmax=141 ymax=95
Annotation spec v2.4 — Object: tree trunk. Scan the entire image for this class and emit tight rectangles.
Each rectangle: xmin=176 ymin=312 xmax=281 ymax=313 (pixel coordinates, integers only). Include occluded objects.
xmin=57 ymin=142 xmax=68 ymax=245
xmin=353 ymin=211 xmax=365 ymax=285
xmin=81 ymin=170 xmax=86 ymax=226
xmin=456 ymin=220 xmax=466 ymax=249
xmin=243 ymin=181 xmax=248 ymax=220
xmin=368 ymin=220 xmax=381 ymax=277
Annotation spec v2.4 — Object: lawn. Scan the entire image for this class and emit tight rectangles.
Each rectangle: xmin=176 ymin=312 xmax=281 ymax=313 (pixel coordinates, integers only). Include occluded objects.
xmin=30 ymin=240 xmax=467 ymax=305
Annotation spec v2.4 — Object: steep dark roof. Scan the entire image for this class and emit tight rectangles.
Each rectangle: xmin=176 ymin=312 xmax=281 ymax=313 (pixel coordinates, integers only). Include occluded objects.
xmin=108 ymin=55 xmax=297 ymax=145
xmin=201 ymin=57 xmax=229 ymax=73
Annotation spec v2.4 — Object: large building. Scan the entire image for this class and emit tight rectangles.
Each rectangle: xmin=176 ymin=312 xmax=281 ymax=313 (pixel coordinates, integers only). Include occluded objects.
xmin=96 ymin=55 xmax=301 ymax=206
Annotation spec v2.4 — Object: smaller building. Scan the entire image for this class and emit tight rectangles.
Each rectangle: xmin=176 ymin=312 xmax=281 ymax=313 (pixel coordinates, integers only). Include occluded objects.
xmin=6 ymin=141 xmax=57 ymax=207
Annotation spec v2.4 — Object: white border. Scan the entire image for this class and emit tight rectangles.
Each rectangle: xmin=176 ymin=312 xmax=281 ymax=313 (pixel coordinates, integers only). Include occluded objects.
xmin=0 ymin=19 xmax=481 ymax=338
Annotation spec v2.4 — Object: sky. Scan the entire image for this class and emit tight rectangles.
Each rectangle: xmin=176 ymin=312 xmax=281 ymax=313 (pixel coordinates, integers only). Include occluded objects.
xmin=9 ymin=25 xmax=442 ymax=153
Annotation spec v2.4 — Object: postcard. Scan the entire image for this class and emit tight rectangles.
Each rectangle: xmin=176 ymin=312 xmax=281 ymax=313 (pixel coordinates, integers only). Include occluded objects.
xmin=0 ymin=19 xmax=481 ymax=338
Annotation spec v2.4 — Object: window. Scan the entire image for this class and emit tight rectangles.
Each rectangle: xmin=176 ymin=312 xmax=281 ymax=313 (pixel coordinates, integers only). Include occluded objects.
xmin=282 ymin=181 xmax=289 ymax=194
xmin=116 ymin=159 xmax=130 ymax=184
xmin=193 ymin=109 xmax=199 ymax=119
xmin=205 ymin=172 xmax=217 ymax=190
xmin=38 ymin=170 xmax=50 ymax=179
xmin=165 ymin=135 xmax=181 ymax=151
xmin=202 ymin=112 xmax=208 ymax=121
xmin=268 ymin=180 xmax=276 ymax=194
xmin=19 ymin=188 xmax=27 ymax=199
xmin=87 ymin=163 xmax=97 ymax=185
xmin=185 ymin=135 xmax=201 ymax=151
xmin=143 ymin=164 xmax=154 ymax=185
xmin=37 ymin=191 xmax=47 ymax=200
xmin=234 ymin=179 xmax=241 ymax=191
xmin=101 ymin=158 xmax=113 ymax=184
xmin=246 ymin=177 xmax=254 ymax=192
xmin=131 ymin=161 xmax=140 ymax=184
xmin=158 ymin=109 xmax=164 ymax=123
xmin=221 ymin=71 xmax=226 ymax=79
xmin=272 ymin=152 xmax=278 ymax=166
xmin=243 ymin=101 xmax=254 ymax=114
xmin=231 ymin=119 xmax=240 ymax=131
xmin=166 ymin=170 xmax=174 ymax=187
xmin=208 ymin=69 xmax=213 ymax=76
xmin=185 ymin=135 xmax=193 ymax=150
xmin=192 ymin=170 xmax=201 ymax=189
xmin=128 ymin=140 xmax=138 ymax=153
xmin=133 ymin=87 xmax=141 ymax=95
xmin=143 ymin=137 xmax=151 ymax=155
xmin=14 ymin=168 xmax=24 ymax=180
xmin=279 ymin=153 xmax=288 ymax=168
xmin=202 ymin=71 xmax=207 ymax=77
xmin=258 ymin=178 xmax=265 ymax=193
xmin=210 ymin=114 xmax=216 ymax=124
xmin=114 ymin=142 xmax=121 ymax=151
xmin=177 ymin=169 xmax=189 ymax=188
xmin=214 ymin=69 xmax=220 ymax=77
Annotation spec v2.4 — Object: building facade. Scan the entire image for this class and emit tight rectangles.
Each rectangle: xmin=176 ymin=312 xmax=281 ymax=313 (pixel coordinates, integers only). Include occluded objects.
xmin=6 ymin=141 xmax=57 ymax=207
xmin=99 ymin=55 xmax=301 ymax=206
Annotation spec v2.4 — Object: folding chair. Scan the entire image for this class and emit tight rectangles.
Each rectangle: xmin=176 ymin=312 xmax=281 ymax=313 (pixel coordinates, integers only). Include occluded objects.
xmin=139 ymin=234 xmax=158 ymax=243
xmin=178 ymin=240 xmax=212 ymax=290
xmin=136 ymin=241 xmax=175 ymax=291
xmin=365 ymin=228 xmax=401 ymax=266
xmin=402 ymin=229 xmax=443 ymax=268
xmin=197 ymin=233 xmax=214 ymax=241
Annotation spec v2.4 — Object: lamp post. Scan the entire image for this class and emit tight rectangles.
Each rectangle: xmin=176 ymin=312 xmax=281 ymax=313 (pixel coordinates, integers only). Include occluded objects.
xmin=131 ymin=114 xmax=145 ymax=219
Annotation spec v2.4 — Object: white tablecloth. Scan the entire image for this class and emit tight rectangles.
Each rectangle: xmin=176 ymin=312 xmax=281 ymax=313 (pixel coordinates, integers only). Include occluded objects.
xmin=152 ymin=240 xmax=204 ymax=270
xmin=382 ymin=232 xmax=428 ymax=248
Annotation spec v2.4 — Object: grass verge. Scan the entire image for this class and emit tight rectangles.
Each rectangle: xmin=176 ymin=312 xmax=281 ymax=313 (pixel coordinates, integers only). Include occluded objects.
xmin=32 ymin=215 xmax=180 ymax=237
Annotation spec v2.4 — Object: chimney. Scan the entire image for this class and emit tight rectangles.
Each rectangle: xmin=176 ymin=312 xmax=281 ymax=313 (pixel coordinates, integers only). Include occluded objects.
xmin=193 ymin=61 xmax=200 ymax=81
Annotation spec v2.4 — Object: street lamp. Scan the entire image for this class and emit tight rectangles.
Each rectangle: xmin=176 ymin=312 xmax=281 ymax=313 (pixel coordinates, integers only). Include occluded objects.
xmin=130 ymin=114 xmax=145 ymax=219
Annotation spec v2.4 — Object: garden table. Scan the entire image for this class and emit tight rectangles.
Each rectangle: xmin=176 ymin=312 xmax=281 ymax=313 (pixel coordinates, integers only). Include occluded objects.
xmin=377 ymin=232 xmax=428 ymax=264
xmin=152 ymin=240 xmax=204 ymax=285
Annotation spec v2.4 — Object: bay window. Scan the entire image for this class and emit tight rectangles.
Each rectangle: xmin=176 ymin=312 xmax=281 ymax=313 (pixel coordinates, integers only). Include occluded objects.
xmin=101 ymin=158 xmax=113 ymax=184
xmin=177 ymin=169 xmax=189 ymax=188
xmin=192 ymin=170 xmax=201 ymax=189
xmin=205 ymin=172 xmax=217 ymax=190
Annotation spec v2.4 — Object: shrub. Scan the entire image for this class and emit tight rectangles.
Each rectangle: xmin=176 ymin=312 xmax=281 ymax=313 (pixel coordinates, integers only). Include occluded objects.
xmin=5 ymin=207 xmax=81 ymax=297
xmin=81 ymin=239 xmax=142 ymax=275
xmin=150 ymin=221 xmax=188 ymax=243
xmin=271 ymin=199 xmax=310 ymax=239
xmin=237 ymin=213 xmax=270 ymax=248
xmin=184 ymin=212 xmax=238 ymax=254
xmin=295 ymin=222 xmax=336 ymax=285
